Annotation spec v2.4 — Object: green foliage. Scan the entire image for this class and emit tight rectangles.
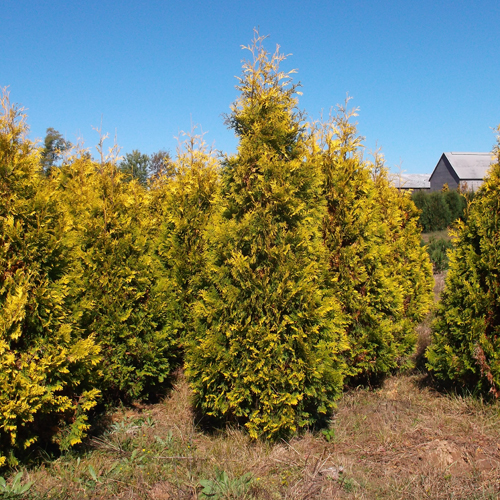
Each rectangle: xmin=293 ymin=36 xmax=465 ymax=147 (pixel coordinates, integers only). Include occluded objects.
xmin=186 ymin=34 xmax=347 ymax=440
xmin=0 ymin=90 xmax=101 ymax=464
xmin=425 ymin=237 xmax=453 ymax=272
xmin=40 ymin=127 xmax=71 ymax=175
xmin=119 ymin=149 xmax=150 ymax=185
xmin=321 ymin=427 xmax=335 ymax=442
xmin=199 ymin=469 xmax=254 ymax=499
xmin=55 ymin=154 xmax=181 ymax=401
xmin=412 ymin=190 xmax=451 ymax=232
xmin=155 ymin=132 xmax=219 ymax=341
xmin=443 ymin=189 xmax=467 ymax=223
xmin=412 ymin=189 xmax=467 ymax=233
xmin=315 ymin=103 xmax=433 ymax=380
xmin=149 ymin=149 xmax=174 ymax=181
xmin=426 ymin=132 xmax=500 ymax=397
xmin=373 ymin=169 xmax=434 ymax=364
xmin=0 ymin=471 xmax=33 ymax=498
xmin=119 ymin=149 xmax=174 ymax=185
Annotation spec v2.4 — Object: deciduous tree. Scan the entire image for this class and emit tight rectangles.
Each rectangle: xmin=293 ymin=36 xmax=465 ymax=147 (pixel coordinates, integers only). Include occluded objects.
xmin=40 ymin=127 xmax=71 ymax=174
xmin=119 ymin=149 xmax=150 ymax=185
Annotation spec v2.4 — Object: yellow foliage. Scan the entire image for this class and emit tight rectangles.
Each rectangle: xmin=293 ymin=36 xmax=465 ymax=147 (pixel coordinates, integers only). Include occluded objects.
xmin=0 ymin=89 xmax=102 ymax=461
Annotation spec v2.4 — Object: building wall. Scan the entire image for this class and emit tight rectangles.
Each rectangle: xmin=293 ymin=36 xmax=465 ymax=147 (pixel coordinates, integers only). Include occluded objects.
xmin=459 ymin=180 xmax=484 ymax=192
xmin=430 ymin=157 xmax=459 ymax=191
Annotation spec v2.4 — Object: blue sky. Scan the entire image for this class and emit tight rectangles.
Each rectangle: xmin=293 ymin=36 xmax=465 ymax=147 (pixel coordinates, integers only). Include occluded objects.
xmin=2 ymin=0 xmax=499 ymax=174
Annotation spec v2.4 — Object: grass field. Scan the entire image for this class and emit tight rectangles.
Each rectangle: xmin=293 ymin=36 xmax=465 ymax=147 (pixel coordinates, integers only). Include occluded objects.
xmin=3 ymin=273 xmax=500 ymax=500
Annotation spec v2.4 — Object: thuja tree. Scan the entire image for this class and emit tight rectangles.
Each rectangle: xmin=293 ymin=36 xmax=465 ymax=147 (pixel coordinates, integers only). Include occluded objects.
xmin=314 ymin=104 xmax=433 ymax=380
xmin=0 ymin=91 xmax=100 ymax=465
xmin=426 ymin=132 xmax=500 ymax=396
xmin=371 ymin=154 xmax=434 ymax=368
xmin=185 ymin=35 xmax=348 ymax=440
xmin=155 ymin=131 xmax=219 ymax=342
xmin=411 ymin=190 xmax=452 ymax=232
xmin=55 ymin=148 xmax=180 ymax=402
xmin=411 ymin=189 xmax=468 ymax=233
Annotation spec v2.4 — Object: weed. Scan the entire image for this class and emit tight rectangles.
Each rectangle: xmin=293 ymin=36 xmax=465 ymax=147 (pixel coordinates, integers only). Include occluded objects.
xmin=340 ymin=475 xmax=356 ymax=492
xmin=0 ymin=472 xmax=33 ymax=498
xmin=87 ymin=464 xmax=99 ymax=483
xmin=199 ymin=469 xmax=254 ymax=499
xmin=321 ymin=428 xmax=336 ymax=442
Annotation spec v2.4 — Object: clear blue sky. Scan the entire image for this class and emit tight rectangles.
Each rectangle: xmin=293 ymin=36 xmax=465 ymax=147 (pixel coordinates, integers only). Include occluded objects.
xmin=2 ymin=0 xmax=499 ymax=174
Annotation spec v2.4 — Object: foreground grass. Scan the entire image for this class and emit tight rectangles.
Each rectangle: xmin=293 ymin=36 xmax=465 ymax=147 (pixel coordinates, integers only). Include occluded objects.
xmin=6 ymin=370 xmax=500 ymax=500
xmin=5 ymin=274 xmax=500 ymax=499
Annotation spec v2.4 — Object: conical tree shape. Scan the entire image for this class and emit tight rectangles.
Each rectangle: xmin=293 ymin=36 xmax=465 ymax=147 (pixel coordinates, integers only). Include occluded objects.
xmin=370 ymin=154 xmax=434 ymax=368
xmin=315 ymin=103 xmax=433 ymax=380
xmin=426 ymin=130 xmax=500 ymax=396
xmin=185 ymin=35 xmax=347 ymax=440
xmin=54 ymin=152 xmax=180 ymax=402
xmin=0 ymin=91 xmax=100 ymax=464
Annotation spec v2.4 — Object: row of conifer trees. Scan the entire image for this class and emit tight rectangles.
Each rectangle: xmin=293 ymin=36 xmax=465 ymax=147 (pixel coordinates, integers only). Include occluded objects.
xmin=411 ymin=189 xmax=469 ymax=233
xmin=2 ymin=34 xmax=497 ymax=465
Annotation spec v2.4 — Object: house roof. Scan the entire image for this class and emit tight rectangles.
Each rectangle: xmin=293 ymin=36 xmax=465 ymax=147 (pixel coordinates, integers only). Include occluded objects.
xmin=390 ymin=173 xmax=430 ymax=189
xmin=442 ymin=152 xmax=494 ymax=180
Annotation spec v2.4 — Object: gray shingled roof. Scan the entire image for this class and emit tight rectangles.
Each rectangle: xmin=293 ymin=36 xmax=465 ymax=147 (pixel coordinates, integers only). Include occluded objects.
xmin=443 ymin=152 xmax=494 ymax=180
xmin=390 ymin=173 xmax=430 ymax=189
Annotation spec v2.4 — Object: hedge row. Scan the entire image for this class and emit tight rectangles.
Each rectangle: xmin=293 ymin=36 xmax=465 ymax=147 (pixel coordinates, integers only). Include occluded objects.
xmin=0 ymin=36 xmax=436 ymax=462
xmin=411 ymin=189 xmax=468 ymax=233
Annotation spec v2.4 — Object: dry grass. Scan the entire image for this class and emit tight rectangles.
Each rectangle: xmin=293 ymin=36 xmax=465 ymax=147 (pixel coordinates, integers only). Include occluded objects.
xmin=6 ymin=273 xmax=500 ymax=499
xmin=414 ymin=271 xmax=446 ymax=368
xmin=13 ymin=370 xmax=499 ymax=500
xmin=421 ymin=230 xmax=452 ymax=244
xmin=329 ymin=375 xmax=500 ymax=499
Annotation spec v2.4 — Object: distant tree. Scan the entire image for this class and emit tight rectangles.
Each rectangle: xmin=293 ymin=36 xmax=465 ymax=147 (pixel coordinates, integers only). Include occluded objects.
xmin=41 ymin=127 xmax=71 ymax=174
xmin=411 ymin=191 xmax=452 ymax=232
xmin=411 ymin=190 xmax=467 ymax=233
xmin=149 ymin=149 xmax=174 ymax=181
xmin=119 ymin=149 xmax=150 ymax=185
xmin=443 ymin=189 xmax=467 ymax=224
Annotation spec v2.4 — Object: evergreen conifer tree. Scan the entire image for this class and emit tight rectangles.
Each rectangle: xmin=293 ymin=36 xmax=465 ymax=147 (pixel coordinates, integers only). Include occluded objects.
xmin=371 ymin=154 xmax=434 ymax=367
xmin=55 ymin=150 xmax=180 ymax=401
xmin=0 ymin=91 xmax=100 ymax=464
xmin=155 ymin=131 xmax=219 ymax=343
xmin=426 ymin=130 xmax=500 ymax=396
xmin=185 ymin=35 xmax=347 ymax=439
xmin=315 ymin=103 xmax=433 ymax=380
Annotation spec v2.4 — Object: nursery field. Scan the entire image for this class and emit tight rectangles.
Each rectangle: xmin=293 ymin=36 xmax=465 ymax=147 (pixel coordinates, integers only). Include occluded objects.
xmin=2 ymin=33 xmax=500 ymax=499
xmin=6 ymin=274 xmax=500 ymax=500
xmin=16 ymin=374 xmax=500 ymax=500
